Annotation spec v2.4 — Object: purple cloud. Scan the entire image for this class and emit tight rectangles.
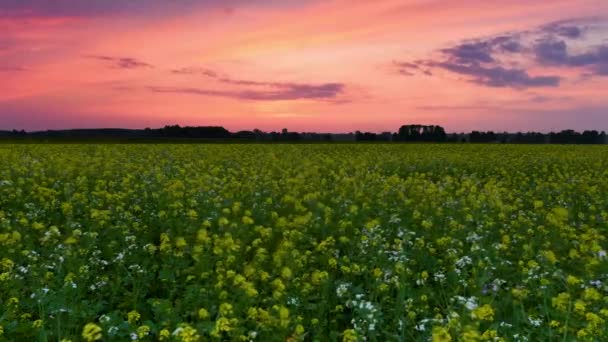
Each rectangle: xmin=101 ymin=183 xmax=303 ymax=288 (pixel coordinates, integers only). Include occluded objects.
xmin=396 ymin=16 xmax=607 ymax=88
xmin=0 ymin=0 xmax=261 ymax=19
xmin=488 ymin=36 xmax=523 ymax=53
xmin=147 ymin=82 xmax=345 ymax=101
xmin=171 ymin=66 xmax=337 ymax=89
xmin=441 ymin=41 xmax=494 ymax=64
xmin=432 ymin=62 xmax=560 ymax=88
xmin=170 ymin=66 xmax=349 ymax=99
xmin=534 ymin=39 xmax=569 ymax=65
xmin=540 ymin=20 xmax=586 ymax=39
xmin=400 ymin=37 xmax=561 ymax=88
xmin=0 ymin=0 xmax=207 ymax=17
xmin=86 ymin=55 xmax=153 ymax=69
xmin=534 ymin=39 xmax=608 ymax=75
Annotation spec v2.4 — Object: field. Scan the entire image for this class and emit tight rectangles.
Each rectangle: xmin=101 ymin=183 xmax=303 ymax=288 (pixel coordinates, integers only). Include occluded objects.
xmin=1 ymin=144 xmax=608 ymax=341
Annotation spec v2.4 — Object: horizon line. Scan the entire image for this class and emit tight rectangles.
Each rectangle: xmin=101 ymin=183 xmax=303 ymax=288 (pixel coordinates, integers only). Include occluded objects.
xmin=2 ymin=125 xmax=607 ymax=135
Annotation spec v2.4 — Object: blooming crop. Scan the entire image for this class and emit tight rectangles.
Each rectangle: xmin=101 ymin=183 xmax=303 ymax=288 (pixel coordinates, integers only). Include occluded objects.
xmin=0 ymin=144 xmax=607 ymax=340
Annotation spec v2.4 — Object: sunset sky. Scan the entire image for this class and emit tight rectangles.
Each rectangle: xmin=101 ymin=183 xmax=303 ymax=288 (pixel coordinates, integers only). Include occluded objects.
xmin=1 ymin=0 xmax=608 ymax=133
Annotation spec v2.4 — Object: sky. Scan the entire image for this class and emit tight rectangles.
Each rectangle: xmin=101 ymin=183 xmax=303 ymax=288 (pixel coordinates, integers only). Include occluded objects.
xmin=1 ymin=0 xmax=607 ymax=133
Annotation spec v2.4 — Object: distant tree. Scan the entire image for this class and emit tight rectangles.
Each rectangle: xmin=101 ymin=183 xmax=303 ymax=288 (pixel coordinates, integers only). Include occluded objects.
xmin=355 ymin=131 xmax=377 ymax=141
xmin=469 ymin=131 xmax=498 ymax=143
xmin=397 ymin=124 xmax=447 ymax=142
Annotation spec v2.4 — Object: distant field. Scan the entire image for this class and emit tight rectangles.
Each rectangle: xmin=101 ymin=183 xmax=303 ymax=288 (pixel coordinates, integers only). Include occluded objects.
xmin=1 ymin=144 xmax=607 ymax=341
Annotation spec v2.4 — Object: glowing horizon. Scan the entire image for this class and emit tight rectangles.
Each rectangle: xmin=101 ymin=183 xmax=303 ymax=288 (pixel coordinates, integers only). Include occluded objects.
xmin=1 ymin=0 xmax=608 ymax=133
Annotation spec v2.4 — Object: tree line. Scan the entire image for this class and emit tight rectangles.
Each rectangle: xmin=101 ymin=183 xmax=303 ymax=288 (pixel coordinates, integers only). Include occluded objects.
xmin=1 ymin=124 xmax=606 ymax=144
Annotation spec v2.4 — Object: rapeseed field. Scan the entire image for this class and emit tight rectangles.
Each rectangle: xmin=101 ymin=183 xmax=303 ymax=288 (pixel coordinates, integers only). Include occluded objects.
xmin=0 ymin=144 xmax=607 ymax=341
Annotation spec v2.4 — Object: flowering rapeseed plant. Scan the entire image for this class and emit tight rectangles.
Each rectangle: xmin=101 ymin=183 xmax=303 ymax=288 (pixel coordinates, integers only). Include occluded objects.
xmin=0 ymin=144 xmax=607 ymax=340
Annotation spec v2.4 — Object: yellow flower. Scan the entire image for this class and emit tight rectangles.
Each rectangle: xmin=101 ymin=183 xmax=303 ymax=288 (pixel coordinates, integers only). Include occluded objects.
xmin=552 ymin=292 xmax=570 ymax=311
xmin=543 ymin=250 xmax=557 ymax=264
xmin=242 ymin=216 xmax=254 ymax=225
xmin=582 ymin=288 xmax=601 ymax=302
xmin=159 ymin=328 xmax=171 ymax=341
xmin=159 ymin=233 xmax=171 ymax=252
xmin=511 ymin=287 xmax=529 ymax=300
xmin=432 ymin=326 xmax=452 ymax=342
xmin=460 ymin=326 xmax=481 ymax=342
xmin=211 ymin=317 xmax=232 ymax=337
xmin=585 ymin=312 xmax=604 ymax=333
xmin=1 ymin=258 xmax=14 ymax=271
xmin=574 ymin=300 xmax=586 ymax=315
xmin=278 ymin=306 xmax=290 ymax=327
xmin=281 ymin=267 xmax=293 ymax=279
xmin=64 ymin=236 xmax=78 ymax=244
xmin=342 ymin=329 xmax=358 ymax=342
xmin=471 ymin=304 xmax=495 ymax=321
xmin=566 ymin=275 xmax=582 ymax=286
xmin=294 ymin=324 xmax=305 ymax=335
xmin=219 ymin=303 xmax=233 ymax=316
xmin=421 ymin=219 xmax=433 ymax=229
xmin=127 ymin=310 xmax=141 ymax=324
xmin=311 ymin=270 xmax=328 ymax=285
xmin=481 ymin=329 xmax=498 ymax=341
xmin=187 ymin=209 xmax=198 ymax=220
xmin=82 ymin=323 xmax=102 ymax=342
xmin=175 ymin=236 xmax=187 ymax=248
xmin=175 ymin=323 xmax=200 ymax=341
xmin=373 ymin=268 xmax=383 ymax=278
xmin=198 ymin=308 xmax=210 ymax=320
xmin=137 ymin=325 xmax=151 ymax=338
xmin=577 ymin=329 xmax=589 ymax=339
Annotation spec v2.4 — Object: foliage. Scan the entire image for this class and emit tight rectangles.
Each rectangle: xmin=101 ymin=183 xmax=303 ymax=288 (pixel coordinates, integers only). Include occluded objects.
xmin=0 ymin=144 xmax=607 ymax=341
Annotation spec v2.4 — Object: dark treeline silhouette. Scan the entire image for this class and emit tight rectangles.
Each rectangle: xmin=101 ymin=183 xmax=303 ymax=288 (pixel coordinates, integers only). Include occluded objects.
xmin=395 ymin=125 xmax=447 ymax=142
xmin=1 ymin=124 xmax=607 ymax=144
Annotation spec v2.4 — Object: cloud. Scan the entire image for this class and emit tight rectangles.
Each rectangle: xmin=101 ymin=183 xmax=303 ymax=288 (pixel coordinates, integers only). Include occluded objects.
xmin=441 ymin=41 xmax=494 ymax=64
xmin=534 ymin=39 xmax=608 ymax=75
xmin=0 ymin=0 xmax=196 ymax=18
xmin=170 ymin=67 xmax=218 ymax=77
xmin=487 ymin=35 xmax=523 ymax=53
xmin=540 ymin=19 xmax=586 ymax=39
xmin=393 ymin=61 xmax=432 ymax=76
xmin=168 ymin=66 xmax=348 ymax=101
xmin=0 ymin=1 xmax=127 ymax=17
xmin=430 ymin=61 xmax=560 ymax=88
xmin=396 ymin=16 xmax=608 ymax=88
xmin=534 ymin=39 xmax=568 ymax=65
xmin=172 ymin=65 xmax=334 ymax=89
xmin=147 ymin=82 xmax=345 ymax=101
xmin=86 ymin=55 xmax=153 ymax=69
xmin=403 ymin=35 xmax=561 ymax=88
xmin=0 ymin=66 xmax=26 ymax=72
xmin=0 ymin=0 xmax=254 ymax=19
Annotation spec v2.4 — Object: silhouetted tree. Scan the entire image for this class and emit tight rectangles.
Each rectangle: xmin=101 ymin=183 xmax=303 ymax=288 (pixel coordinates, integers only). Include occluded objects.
xmin=397 ymin=124 xmax=447 ymax=142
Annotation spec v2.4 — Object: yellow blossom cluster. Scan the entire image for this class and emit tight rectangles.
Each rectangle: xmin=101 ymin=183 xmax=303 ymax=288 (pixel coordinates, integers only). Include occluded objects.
xmin=0 ymin=144 xmax=607 ymax=340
